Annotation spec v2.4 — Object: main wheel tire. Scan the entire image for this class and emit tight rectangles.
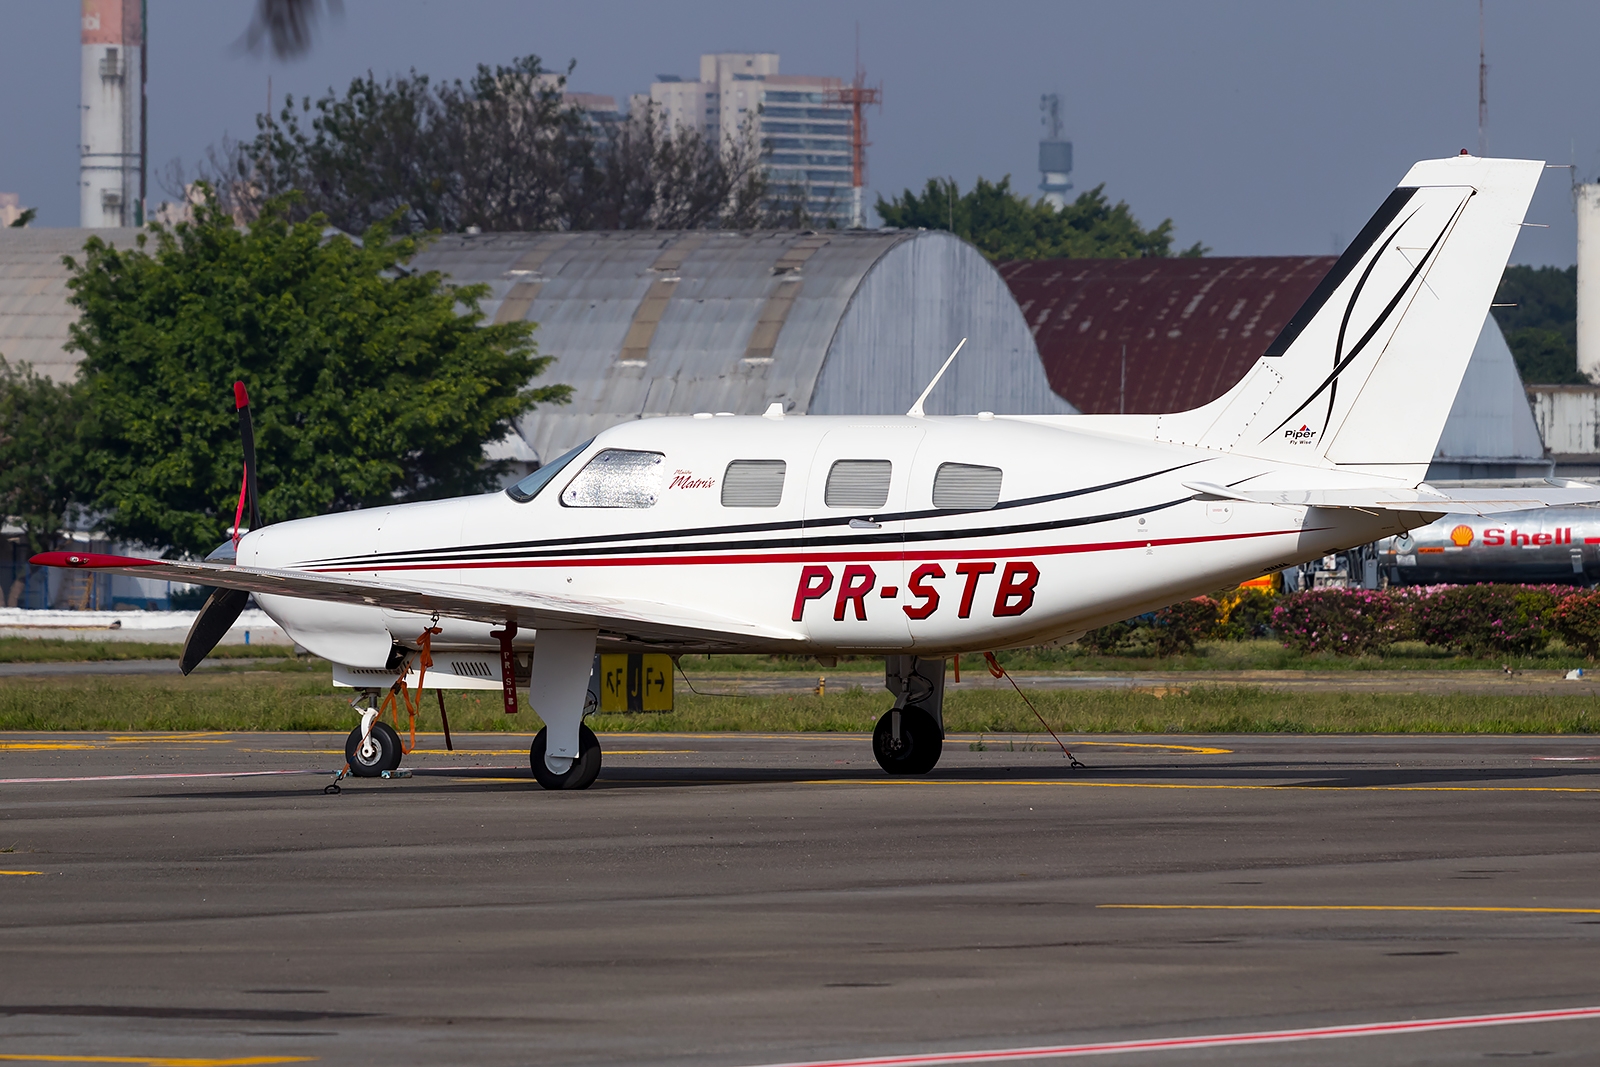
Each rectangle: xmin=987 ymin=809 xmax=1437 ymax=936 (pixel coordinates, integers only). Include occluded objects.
xmin=872 ymin=706 xmax=943 ymax=775
xmin=530 ymin=725 xmax=602 ymax=790
xmin=345 ymin=721 xmax=403 ymax=777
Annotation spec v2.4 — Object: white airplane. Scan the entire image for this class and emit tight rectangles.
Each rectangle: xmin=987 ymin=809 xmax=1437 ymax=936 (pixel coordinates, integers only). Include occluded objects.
xmin=36 ymin=153 xmax=1600 ymax=789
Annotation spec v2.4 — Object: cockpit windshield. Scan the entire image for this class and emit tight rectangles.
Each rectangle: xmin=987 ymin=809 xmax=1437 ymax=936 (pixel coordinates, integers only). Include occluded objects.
xmin=505 ymin=437 xmax=595 ymax=502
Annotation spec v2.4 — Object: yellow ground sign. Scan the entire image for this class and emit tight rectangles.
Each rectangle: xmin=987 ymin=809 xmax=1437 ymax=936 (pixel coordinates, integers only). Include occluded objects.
xmin=598 ymin=653 xmax=674 ymax=712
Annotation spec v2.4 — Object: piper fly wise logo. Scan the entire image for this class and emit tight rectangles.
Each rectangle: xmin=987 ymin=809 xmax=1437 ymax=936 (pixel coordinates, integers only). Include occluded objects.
xmin=1284 ymin=424 xmax=1318 ymax=445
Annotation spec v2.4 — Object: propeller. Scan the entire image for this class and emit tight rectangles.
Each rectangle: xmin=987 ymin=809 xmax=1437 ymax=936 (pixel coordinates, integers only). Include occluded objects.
xmin=179 ymin=382 xmax=262 ymax=676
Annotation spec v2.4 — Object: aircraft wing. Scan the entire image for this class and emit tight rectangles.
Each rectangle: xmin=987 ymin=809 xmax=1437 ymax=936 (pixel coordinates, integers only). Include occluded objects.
xmin=29 ymin=552 xmax=801 ymax=646
xmin=1183 ymin=482 xmax=1600 ymax=517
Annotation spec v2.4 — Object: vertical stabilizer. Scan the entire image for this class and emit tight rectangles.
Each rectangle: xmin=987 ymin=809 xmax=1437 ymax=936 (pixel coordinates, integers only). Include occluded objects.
xmin=1149 ymin=155 xmax=1542 ymax=483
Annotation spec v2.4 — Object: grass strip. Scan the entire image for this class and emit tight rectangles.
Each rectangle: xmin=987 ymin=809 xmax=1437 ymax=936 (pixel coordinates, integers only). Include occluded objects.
xmin=690 ymin=639 xmax=1598 ymax=675
xmin=3 ymin=671 xmax=1600 ymax=735
xmin=0 ymin=637 xmax=298 ymax=663
xmin=4 ymin=636 xmax=1591 ymax=672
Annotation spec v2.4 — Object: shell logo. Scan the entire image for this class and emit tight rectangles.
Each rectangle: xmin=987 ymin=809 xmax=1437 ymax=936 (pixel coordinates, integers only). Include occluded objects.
xmin=1450 ymin=524 xmax=1474 ymax=547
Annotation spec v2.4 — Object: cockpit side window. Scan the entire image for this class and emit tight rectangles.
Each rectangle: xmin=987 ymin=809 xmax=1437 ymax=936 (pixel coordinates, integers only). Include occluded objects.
xmin=506 ymin=437 xmax=594 ymax=503
xmin=561 ymin=449 xmax=665 ymax=508
xmin=722 ymin=460 xmax=786 ymax=507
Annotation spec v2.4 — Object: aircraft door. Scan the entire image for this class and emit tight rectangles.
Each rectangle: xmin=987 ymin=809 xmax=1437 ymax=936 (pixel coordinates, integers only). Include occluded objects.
xmin=797 ymin=427 xmax=924 ymax=648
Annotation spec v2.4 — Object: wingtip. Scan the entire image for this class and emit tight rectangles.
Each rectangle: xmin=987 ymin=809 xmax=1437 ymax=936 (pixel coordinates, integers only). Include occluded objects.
xmin=30 ymin=551 xmax=161 ymax=569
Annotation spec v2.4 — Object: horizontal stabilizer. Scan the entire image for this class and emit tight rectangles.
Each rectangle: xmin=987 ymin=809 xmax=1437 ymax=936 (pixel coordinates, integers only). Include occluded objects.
xmin=1183 ymin=482 xmax=1600 ymax=517
xmin=29 ymin=552 xmax=800 ymax=647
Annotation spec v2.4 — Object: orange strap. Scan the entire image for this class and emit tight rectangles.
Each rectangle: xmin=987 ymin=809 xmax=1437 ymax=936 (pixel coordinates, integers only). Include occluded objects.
xmin=379 ymin=626 xmax=442 ymax=756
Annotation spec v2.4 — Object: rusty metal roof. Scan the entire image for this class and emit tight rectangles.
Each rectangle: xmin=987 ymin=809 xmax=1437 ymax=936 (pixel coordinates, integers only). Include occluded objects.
xmin=997 ymin=256 xmax=1337 ymax=414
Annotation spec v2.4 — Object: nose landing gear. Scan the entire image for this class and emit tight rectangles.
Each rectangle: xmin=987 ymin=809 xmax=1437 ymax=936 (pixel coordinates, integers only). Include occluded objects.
xmin=345 ymin=720 xmax=403 ymax=776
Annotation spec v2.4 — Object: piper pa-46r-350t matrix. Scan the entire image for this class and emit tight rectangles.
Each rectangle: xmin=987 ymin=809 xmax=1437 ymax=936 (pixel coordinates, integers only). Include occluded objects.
xmin=37 ymin=154 xmax=1600 ymax=788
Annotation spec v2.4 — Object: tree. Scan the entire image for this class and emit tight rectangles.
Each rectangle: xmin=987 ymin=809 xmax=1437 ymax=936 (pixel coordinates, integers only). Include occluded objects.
xmin=0 ymin=358 xmax=80 ymax=557
xmin=1492 ymin=264 xmax=1585 ymax=384
xmin=574 ymin=105 xmax=770 ymax=230
xmin=65 ymin=190 xmax=569 ymax=557
xmin=875 ymin=176 xmax=1206 ymax=260
xmin=186 ymin=56 xmax=778 ymax=235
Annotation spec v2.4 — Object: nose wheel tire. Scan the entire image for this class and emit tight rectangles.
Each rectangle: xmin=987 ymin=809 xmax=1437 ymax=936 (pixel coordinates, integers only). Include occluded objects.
xmin=530 ymin=725 xmax=603 ymax=790
xmin=872 ymin=706 xmax=942 ymax=775
xmin=344 ymin=721 xmax=403 ymax=777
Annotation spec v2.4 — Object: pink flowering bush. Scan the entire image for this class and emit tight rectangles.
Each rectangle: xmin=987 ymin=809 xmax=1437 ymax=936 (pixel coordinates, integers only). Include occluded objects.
xmin=1410 ymin=584 xmax=1569 ymax=656
xmin=1271 ymin=588 xmax=1404 ymax=655
xmin=1552 ymin=590 xmax=1600 ymax=659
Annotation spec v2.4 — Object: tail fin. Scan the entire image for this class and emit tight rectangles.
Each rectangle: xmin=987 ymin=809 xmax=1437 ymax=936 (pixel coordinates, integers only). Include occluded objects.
xmin=1151 ymin=155 xmax=1543 ymax=483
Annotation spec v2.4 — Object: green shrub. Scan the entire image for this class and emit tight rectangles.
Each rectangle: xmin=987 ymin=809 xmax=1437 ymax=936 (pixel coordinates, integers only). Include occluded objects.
xmin=1214 ymin=587 xmax=1279 ymax=639
xmin=1150 ymin=597 xmax=1219 ymax=655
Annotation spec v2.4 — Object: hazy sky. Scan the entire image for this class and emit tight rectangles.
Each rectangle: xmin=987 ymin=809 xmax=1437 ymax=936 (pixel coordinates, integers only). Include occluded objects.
xmin=3 ymin=0 xmax=1596 ymax=265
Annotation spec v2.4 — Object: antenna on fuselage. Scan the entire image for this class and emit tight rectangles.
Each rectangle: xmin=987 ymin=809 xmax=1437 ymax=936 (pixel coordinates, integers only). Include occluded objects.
xmin=906 ymin=337 xmax=967 ymax=418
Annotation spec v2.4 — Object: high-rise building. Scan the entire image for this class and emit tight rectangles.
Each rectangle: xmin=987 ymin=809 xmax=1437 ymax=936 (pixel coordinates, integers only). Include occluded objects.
xmin=80 ymin=0 xmax=145 ymax=228
xmin=0 ymin=193 xmax=23 ymax=228
xmin=650 ymin=54 xmax=854 ymax=225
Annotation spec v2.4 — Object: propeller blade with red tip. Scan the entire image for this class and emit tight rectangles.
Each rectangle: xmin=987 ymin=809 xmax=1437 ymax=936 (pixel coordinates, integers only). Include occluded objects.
xmin=181 ymin=382 xmax=264 ymax=674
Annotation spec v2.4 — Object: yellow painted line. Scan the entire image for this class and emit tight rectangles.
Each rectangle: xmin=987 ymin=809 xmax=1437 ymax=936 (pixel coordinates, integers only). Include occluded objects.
xmin=241 ymin=748 xmax=697 ymax=756
xmin=0 ymin=870 xmax=43 ymax=876
xmin=0 ymin=1056 xmax=311 ymax=1065
xmin=1101 ymin=904 xmax=1600 ymax=915
xmin=798 ymin=779 xmax=1600 ymax=794
xmin=0 ymin=742 xmax=99 ymax=750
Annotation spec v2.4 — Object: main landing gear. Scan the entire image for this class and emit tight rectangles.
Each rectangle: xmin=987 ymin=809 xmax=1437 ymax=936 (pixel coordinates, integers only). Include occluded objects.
xmin=531 ymin=724 xmax=603 ymax=789
xmin=527 ymin=629 xmax=602 ymax=790
xmin=873 ymin=655 xmax=947 ymax=776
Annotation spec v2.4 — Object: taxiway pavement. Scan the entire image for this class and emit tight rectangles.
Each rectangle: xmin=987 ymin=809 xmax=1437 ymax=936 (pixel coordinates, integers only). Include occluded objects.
xmin=1 ymin=730 xmax=1598 ymax=1066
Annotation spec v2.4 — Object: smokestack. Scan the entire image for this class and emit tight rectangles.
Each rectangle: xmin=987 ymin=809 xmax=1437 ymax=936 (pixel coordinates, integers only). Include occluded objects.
xmin=80 ymin=0 xmax=144 ymax=228
xmin=1577 ymin=184 xmax=1600 ymax=382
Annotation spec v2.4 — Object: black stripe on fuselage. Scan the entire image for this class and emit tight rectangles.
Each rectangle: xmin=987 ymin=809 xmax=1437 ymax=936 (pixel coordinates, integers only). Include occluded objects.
xmin=309 ymin=495 xmax=1201 ymax=569
xmin=299 ymin=459 xmax=1210 ymax=568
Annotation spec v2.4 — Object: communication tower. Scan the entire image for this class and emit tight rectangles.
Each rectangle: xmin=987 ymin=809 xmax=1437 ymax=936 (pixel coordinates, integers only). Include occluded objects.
xmin=825 ymin=40 xmax=881 ymax=229
xmin=1039 ymin=93 xmax=1073 ymax=209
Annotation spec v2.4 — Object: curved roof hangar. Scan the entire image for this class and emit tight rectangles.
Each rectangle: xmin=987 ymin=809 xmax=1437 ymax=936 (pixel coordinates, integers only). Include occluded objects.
xmin=407 ymin=228 xmax=1074 ymax=464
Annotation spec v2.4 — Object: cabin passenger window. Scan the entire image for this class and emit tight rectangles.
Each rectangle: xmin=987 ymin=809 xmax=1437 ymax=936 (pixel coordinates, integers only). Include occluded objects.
xmin=722 ymin=460 xmax=786 ymax=507
xmin=561 ymin=449 xmax=664 ymax=508
xmin=506 ymin=437 xmax=595 ymax=502
xmin=932 ymin=462 xmax=1003 ymax=509
xmin=825 ymin=460 xmax=891 ymax=509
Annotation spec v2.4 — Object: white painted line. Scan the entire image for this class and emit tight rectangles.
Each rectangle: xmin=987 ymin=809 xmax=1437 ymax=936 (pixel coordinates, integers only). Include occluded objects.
xmin=0 ymin=769 xmax=325 ymax=785
xmin=736 ymin=1004 xmax=1600 ymax=1067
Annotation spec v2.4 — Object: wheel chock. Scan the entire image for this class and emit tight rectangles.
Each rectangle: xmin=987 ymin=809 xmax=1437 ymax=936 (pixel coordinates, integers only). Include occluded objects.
xmin=379 ymin=768 xmax=413 ymax=780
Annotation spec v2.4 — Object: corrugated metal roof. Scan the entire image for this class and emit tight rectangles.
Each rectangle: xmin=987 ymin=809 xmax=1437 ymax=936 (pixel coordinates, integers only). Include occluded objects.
xmin=411 ymin=229 xmax=1072 ymax=462
xmin=0 ymin=227 xmax=1072 ymax=463
xmin=997 ymin=256 xmax=1336 ymax=414
xmin=0 ymin=229 xmax=141 ymax=382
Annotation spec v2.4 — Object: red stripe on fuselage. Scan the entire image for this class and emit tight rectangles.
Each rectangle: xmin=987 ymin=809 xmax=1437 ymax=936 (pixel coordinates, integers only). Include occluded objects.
xmin=307 ymin=527 xmax=1313 ymax=575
